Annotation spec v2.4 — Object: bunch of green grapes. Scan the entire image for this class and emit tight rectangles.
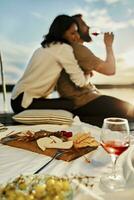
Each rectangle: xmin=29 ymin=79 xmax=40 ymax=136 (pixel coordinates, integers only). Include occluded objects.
xmin=0 ymin=175 xmax=73 ymax=200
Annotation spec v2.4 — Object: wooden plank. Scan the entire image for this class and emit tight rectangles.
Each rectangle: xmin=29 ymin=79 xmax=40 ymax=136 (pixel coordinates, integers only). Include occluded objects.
xmin=5 ymin=140 xmax=97 ymax=162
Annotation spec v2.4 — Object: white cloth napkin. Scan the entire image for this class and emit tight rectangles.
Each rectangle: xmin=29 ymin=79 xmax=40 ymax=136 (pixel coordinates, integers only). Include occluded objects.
xmin=121 ymin=145 xmax=134 ymax=187
xmin=99 ymin=145 xmax=134 ymax=200
xmin=1 ymin=118 xmax=134 ymax=200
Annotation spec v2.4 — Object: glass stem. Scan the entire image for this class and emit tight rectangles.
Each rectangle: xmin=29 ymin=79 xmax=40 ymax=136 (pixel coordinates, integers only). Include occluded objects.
xmin=110 ymin=154 xmax=118 ymax=178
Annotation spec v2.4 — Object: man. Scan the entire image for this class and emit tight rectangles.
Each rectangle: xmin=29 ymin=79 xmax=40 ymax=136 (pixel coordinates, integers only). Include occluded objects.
xmin=57 ymin=14 xmax=134 ymax=125
xmin=57 ymin=14 xmax=115 ymax=108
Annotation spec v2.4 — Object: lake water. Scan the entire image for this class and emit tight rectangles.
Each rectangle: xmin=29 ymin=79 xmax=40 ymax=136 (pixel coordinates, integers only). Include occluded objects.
xmin=0 ymin=88 xmax=134 ymax=113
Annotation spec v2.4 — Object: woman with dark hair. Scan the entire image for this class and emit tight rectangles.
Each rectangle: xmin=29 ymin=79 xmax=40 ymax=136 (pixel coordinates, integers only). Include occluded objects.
xmin=11 ymin=15 xmax=88 ymax=113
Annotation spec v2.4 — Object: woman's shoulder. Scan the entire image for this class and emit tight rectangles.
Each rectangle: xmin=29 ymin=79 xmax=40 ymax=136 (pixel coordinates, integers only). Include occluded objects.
xmin=50 ymin=43 xmax=73 ymax=55
xmin=39 ymin=43 xmax=73 ymax=56
xmin=55 ymin=42 xmax=72 ymax=49
xmin=60 ymin=43 xmax=73 ymax=51
xmin=33 ymin=47 xmax=44 ymax=54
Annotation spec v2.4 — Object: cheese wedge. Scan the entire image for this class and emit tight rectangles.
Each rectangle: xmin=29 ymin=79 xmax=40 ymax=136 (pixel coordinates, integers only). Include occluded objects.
xmin=37 ymin=137 xmax=73 ymax=151
xmin=37 ymin=137 xmax=53 ymax=151
xmin=42 ymin=140 xmax=73 ymax=149
xmin=50 ymin=136 xmax=62 ymax=143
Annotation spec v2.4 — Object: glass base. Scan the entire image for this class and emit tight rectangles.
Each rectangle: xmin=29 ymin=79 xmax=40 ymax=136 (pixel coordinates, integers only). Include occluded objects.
xmin=100 ymin=172 xmax=126 ymax=191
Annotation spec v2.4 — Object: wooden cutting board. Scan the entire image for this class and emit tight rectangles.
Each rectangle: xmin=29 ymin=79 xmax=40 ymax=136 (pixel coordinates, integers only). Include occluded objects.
xmin=6 ymin=140 xmax=97 ymax=161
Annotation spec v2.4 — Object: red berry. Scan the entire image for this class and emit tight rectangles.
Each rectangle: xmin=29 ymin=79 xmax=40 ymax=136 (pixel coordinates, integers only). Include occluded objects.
xmin=61 ymin=131 xmax=72 ymax=138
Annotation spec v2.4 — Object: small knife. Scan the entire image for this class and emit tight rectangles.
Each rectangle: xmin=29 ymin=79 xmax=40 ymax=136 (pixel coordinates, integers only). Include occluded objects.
xmin=0 ymin=135 xmax=19 ymax=144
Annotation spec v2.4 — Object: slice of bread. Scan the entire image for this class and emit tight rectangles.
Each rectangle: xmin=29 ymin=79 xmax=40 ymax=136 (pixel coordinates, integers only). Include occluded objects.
xmin=72 ymin=133 xmax=99 ymax=149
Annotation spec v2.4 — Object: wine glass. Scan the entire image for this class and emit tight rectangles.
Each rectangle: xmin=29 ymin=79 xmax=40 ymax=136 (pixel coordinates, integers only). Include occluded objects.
xmin=100 ymin=117 xmax=130 ymax=191
xmin=89 ymin=27 xmax=103 ymax=36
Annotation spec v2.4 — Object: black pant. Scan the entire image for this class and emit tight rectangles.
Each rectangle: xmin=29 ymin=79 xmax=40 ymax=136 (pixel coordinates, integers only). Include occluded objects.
xmin=11 ymin=93 xmax=74 ymax=114
xmin=72 ymin=95 xmax=134 ymax=126
xmin=11 ymin=93 xmax=134 ymax=127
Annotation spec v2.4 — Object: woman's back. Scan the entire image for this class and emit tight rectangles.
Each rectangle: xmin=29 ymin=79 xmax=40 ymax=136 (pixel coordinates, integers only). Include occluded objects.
xmin=11 ymin=42 xmax=87 ymax=108
xmin=12 ymin=43 xmax=69 ymax=101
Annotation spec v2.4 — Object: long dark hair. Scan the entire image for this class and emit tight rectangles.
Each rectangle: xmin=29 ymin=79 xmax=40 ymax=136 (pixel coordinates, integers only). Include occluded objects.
xmin=41 ymin=14 xmax=78 ymax=47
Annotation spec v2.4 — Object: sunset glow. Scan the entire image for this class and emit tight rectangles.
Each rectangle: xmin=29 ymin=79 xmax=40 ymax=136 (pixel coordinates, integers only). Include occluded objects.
xmin=0 ymin=0 xmax=134 ymax=85
xmin=124 ymin=50 xmax=134 ymax=67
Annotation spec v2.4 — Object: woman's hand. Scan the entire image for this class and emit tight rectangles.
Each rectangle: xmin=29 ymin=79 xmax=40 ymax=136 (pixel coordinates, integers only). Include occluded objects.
xmin=104 ymin=32 xmax=114 ymax=47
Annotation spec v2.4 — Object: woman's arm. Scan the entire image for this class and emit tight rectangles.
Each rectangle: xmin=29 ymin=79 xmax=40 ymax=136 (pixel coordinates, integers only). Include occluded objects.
xmin=58 ymin=44 xmax=89 ymax=87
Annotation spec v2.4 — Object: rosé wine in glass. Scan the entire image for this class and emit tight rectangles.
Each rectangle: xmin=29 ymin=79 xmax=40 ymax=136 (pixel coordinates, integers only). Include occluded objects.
xmin=101 ymin=140 xmax=129 ymax=156
xmin=91 ymin=32 xmax=101 ymax=36
xmin=89 ymin=27 xmax=103 ymax=36
xmin=100 ymin=117 xmax=130 ymax=191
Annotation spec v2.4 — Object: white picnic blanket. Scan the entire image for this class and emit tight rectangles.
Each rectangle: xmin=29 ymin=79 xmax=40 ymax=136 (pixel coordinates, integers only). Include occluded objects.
xmin=0 ymin=116 xmax=134 ymax=200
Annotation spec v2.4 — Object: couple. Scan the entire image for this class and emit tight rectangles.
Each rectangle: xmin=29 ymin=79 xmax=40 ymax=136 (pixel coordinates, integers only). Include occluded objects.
xmin=11 ymin=14 xmax=134 ymax=126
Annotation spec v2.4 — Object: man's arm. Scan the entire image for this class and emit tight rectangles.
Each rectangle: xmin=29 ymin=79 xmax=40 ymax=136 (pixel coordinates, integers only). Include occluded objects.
xmin=95 ymin=32 xmax=116 ymax=75
xmin=72 ymin=32 xmax=116 ymax=76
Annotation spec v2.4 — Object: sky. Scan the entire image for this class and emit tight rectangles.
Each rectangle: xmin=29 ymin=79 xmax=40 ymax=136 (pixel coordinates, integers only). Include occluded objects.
xmin=0 ymin=0 xmax=134 ymax=85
